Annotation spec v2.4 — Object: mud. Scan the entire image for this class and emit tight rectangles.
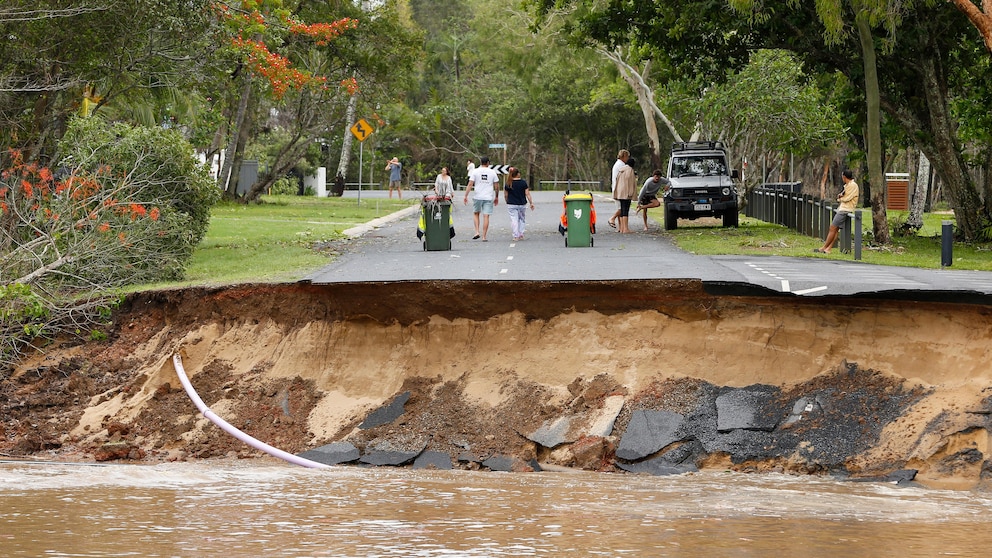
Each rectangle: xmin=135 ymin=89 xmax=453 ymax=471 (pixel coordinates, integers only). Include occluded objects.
xmin=2 ymin=280 xmax=991 ymax=489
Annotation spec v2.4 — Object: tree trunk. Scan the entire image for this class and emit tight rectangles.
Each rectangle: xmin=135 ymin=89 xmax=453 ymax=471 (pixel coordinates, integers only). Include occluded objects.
xmin=598 ymin=49 xmax=682 ymax=169
xmin=948 ymin=0 xmax=992 ymax=53
xmin=336 ymin=94 xmax=358 ymax=181
xmin=227 ymin=110 xmax=253 ymax=199
xmin=244 ymin=138 xmax=309 ymax=203
xmin=219 ymin=76 xmax=252 ymax=198
xmin=615 ymin=58 xmax=662 ymax=170
xmin=857 ymin=17 xmax=889 ymax=244
xmin=915 ymin=53 xmax=988 ymax=240
xmin=906 ymin=147 xmax=926 ymax=231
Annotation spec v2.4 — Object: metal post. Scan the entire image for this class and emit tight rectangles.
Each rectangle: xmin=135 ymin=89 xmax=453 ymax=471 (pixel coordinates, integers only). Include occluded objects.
xmin=941 ymin=220 xmax=953 ymax=267
xmin=853 ymin=210 xmax=862 ymax=261
xmin=841 ymin=211 xmax=851 ymax=253
xmin=357 ymin=141 xmax=363 ymax=205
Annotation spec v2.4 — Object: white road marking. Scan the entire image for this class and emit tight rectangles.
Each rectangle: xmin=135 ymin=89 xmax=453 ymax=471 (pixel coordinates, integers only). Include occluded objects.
xmin=500 ymin=268 xmax=508 ymax=274
xmin=794 ymin=286 xmax=829 ymax=295
xmin=781 ymin=280 xmax=790 ymax=292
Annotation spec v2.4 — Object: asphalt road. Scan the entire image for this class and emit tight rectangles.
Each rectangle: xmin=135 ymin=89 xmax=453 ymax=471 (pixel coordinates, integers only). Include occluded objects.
xmin=307 ymin=189 xmax=992 ymax=303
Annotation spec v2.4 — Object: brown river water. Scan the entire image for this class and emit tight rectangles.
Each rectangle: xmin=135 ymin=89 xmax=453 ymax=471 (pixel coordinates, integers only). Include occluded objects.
xmin=2 ymin=461 xmax=990 ymax=557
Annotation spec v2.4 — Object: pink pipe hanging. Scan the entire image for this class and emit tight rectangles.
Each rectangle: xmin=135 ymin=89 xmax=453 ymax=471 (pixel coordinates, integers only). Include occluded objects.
xmin=172 ymin=353 xmax=328 ymax=469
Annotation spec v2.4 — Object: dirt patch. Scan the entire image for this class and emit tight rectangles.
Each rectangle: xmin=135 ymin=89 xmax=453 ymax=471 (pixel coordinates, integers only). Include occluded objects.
xmin=2 ymin=281 xmax=991 ymax=488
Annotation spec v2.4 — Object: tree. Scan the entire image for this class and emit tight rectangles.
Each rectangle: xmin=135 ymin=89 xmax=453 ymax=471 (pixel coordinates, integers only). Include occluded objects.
xmin=0 ymin=0 xmax=217 ymax=161
xmin=1 ymin=118 xmax=218 ymax=372
xmin=210 ymin=1 xmax=360 ymax=200
xmin=530 ymin=1 xmax=756 ymax=170
xmin=696 ymin=50 xmax=847 ymax=193
xmin=949 ymin=0 xmax=992 ymax=52
xmin=730 ymin=0 xmax=900 ymax=243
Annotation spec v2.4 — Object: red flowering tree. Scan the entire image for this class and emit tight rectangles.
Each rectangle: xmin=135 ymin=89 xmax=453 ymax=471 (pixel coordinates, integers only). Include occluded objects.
xmin=213 ymin=0 xmax=360 ymax=200
xmin=1 ymin=118 xmax=218 ymax=372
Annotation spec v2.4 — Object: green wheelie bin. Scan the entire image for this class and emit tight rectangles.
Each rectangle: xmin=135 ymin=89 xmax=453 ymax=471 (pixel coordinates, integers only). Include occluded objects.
xmin=421 ymin=197 xmax=452 ymax=251
xmin=564 ymin=193 xmax=594 ymax=247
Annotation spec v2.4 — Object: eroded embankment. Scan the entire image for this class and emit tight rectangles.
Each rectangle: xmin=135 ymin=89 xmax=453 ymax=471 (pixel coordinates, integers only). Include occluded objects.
xmin=3 ymin=281 xmax=991 ymax=488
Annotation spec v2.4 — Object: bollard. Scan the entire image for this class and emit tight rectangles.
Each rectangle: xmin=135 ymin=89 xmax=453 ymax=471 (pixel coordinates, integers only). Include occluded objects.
xmin=853 ymin=210 xmax=862 ymax=261
xmin=840 ymin=212 xmax=851 ymax=253
xmin=941 ymin=220 xmax=953 ymax=267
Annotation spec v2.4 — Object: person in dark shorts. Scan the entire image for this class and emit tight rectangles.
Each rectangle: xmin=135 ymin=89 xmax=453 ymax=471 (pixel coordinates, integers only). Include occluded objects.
xmin=634 ymin=169 xmax=669 ymax=231
xmin=814 ymin=169 xmax=860 ymax=254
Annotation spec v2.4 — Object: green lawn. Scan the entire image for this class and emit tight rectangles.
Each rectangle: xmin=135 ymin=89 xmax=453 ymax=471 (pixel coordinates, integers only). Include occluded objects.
xmin=139 ymin=195 xmax=418 ymax=288
xmin=657 ymin=209 xmax=992 ymax=271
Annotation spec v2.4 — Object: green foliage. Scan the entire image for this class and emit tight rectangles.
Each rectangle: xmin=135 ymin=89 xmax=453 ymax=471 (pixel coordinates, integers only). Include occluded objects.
xmin=0 ymin=283 xmax=48 ymax=324
xmin=0 ymin=283 xmax=49 ymax=372
xmin=697 ymin=49 xmax=847 ymax=152
xmin=269 ymin=177 xmax=300 ymax=196
xmin=58 ymin=118 xmax=220 ymax=278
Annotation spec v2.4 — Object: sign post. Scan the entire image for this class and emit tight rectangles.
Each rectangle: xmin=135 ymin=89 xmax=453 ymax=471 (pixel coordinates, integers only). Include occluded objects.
xmin=489 ymin=143 xmax=507 ymax=165
xmin=350 ymin=118 xmax=375 ymax=204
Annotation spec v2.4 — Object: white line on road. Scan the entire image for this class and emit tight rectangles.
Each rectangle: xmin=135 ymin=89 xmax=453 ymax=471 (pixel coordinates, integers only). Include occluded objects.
xmin=794 ymin=286 xmax=828 ymax=295
xmin=506 ymin=256 xmax=514 ymax=261
xmin=500 ymin=268 xmax=508 ymax=274
xmin=781 ymin=280 xmax=790 ymax=292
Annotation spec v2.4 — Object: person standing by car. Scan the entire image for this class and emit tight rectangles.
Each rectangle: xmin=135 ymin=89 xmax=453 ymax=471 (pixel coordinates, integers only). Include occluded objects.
xmin=815 ymin=169 xmax=860 ymax=254
xmin=464 ymin=156 xmax=500 ymax=241
xmin=385 ymin=157 xmax=403 ymax=199
xmin=608 ymin=149 xmax=629 ymax=229
xmin=503 ymin=167 xmax=534 ymax=241
xmin=635 ymin=169 xmax=670 ymax=231
xmin=614 ymin=157 xmax=637 ymax=234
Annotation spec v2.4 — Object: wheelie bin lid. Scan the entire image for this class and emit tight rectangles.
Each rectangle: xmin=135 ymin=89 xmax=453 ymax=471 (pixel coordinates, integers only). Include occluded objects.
xmin=563 ymin=193 xmax=593 ymax=201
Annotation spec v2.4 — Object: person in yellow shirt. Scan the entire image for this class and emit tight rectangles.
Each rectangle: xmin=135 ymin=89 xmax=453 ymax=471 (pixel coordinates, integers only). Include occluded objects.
xmin=815 ymin=169 xmax=860 ymax=254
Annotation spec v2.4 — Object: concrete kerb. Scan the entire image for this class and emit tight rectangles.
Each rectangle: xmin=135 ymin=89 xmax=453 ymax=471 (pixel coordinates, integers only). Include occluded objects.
xmin=342 ymin=204 xmax=420 ymax=238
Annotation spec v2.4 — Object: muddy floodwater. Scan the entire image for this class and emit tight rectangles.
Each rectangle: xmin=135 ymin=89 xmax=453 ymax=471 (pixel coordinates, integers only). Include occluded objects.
xmin=2 ymin=461 xmax=991 ymax=557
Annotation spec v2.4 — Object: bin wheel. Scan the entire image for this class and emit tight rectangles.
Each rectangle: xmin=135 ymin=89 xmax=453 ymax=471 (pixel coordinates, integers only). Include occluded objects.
xmin=565 ymin=237 xmax=569 ymax=247
xmin=591 ymin=237 xmax=594 ymax=247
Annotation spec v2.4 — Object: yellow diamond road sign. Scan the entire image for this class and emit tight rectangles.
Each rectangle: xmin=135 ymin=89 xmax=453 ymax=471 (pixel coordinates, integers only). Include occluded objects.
xmin=350 ymin=118 xmax=374 ymax=142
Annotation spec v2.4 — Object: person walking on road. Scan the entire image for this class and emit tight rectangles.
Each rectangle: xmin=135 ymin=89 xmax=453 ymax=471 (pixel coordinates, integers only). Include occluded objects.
xmin=464 ymin=156 xmax=500 ymax=241
xmin=503 ymin=167 xmax=534 ymax=241
xmin=608 ymin=149 xmax=630 ymax=229
xmin=635 ymin=169 xmax=670 ymax=231
xmin=614 ymin=157 xmax=638 ymax=234
xmin=434 ymin=167 xmax=454 ymax=199
xmin=815 ymin=169 xmax=860 ymax=254
xmin=385 ymin=157 xmax=403 ymax=199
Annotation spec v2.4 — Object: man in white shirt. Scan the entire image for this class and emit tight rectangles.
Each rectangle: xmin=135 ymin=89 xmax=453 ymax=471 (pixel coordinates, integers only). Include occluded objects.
xmin=463 ymin=156 xmax=500 ymax=241
xmin=609 ymin=149 xmax=629 ymax=229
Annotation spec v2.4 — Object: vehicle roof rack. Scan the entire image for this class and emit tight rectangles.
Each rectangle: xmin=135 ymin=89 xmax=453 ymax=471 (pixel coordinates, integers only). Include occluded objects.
xmin=671 ymin=141 xmax=725 ymax=152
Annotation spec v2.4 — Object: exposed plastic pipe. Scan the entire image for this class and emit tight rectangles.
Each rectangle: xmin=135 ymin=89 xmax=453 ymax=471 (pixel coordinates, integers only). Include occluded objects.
xmin=172 ymin=353 xmax=328 ymax=469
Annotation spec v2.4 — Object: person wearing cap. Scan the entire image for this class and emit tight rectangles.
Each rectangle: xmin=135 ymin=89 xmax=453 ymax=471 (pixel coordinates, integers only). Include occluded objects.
xmin=385 ymin=157 xmax=403 ymax=199
xmin=464 ymin=156 xmax=500 ymax=241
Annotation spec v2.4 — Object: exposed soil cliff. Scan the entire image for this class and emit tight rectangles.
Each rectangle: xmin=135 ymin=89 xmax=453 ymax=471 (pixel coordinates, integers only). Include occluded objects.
xmin=2 ymin=281 xmax=990 ymax=489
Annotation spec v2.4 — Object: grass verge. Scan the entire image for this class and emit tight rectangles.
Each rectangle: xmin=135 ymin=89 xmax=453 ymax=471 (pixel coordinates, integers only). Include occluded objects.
xmin=137 ymin=195 xmax=418 ymax=289
xmin=658 ymin=209 xmax=992 ymax=271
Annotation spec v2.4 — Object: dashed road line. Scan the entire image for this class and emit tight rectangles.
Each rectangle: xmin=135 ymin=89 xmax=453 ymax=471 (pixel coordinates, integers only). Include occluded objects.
xmin=747 ymin=262 xmax=822 ymax=295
